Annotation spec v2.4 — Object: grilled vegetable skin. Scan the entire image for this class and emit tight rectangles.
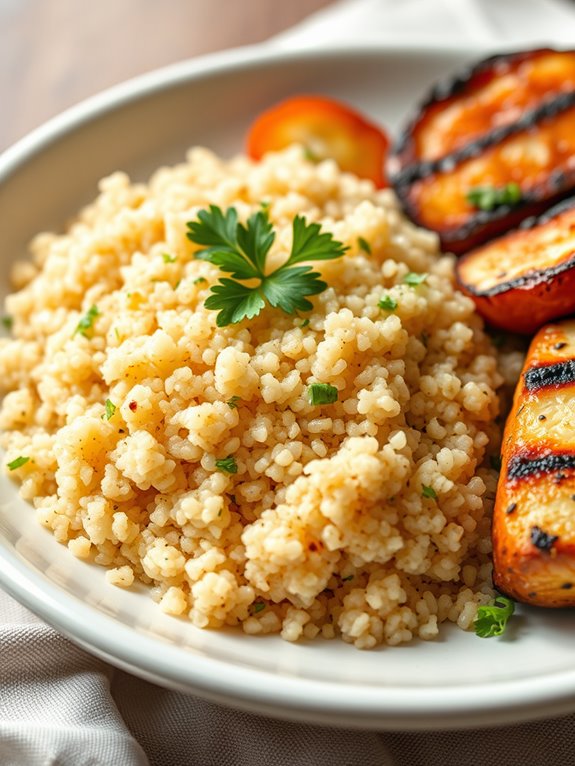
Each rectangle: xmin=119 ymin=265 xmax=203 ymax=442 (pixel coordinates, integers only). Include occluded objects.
xmin=389 ymin=49 xmax=575 ymax=254
xmin=493 ymin=320 xmax=575 ymax=606
xmin=390 ymin=48 xmax=575 ymax=171
xmin=456 ymin=197 xmax=575 ymax=333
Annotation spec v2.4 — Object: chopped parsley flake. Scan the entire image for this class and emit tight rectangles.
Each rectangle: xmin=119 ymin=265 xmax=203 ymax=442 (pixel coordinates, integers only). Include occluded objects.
xmin=102 ymin=399 xmax=117 ymax=420
xmin=357 ymin=237 xmax=371 ymax=254
xmin=227 ymin=396 xmax=241 ymax=410
xmin=303 ymin=146 xmax=320 ymax=163
xmin=7 ymin=456 xmax=30 ymax=471
xmin=467 ymin=182 xmax=522 ymax=212
xmin=162 ymin=253 xmax=177 ymax=263
xmin=300 ymin=318 xmax=310 ymax=328
xmin=251 ymin=602 xmax=266 ymax=614
xmin=308 ymin=382 xmax=338 ymax=405
xmin=215 ymin=456 xmax=238 ymax=474
xmin=74 ymin=305 xmax=100 ymax=337
xmin=474 ymin=595 xmax=515 ymax=638
xmin=341 ymin=575 xmax=354 ymax=582
xmin=403 ymin=272 xmax=428 ymax=287
xmin=193 ymin=277 xmax=207 ymax=285
xmin=186 ymin=205 xmax=347 ymax=327
xmin=2 ymin=316 xmax=13 ymax=330
xmin=378 ymin=295 xmax=398 ymax=312
xmin=422 ymin=485 xmax=437 ymax=499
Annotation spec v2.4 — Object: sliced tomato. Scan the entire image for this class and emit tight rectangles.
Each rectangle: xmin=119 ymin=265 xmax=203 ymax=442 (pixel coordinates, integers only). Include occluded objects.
xmin=246 ymin=95 xmax=390 ymax=188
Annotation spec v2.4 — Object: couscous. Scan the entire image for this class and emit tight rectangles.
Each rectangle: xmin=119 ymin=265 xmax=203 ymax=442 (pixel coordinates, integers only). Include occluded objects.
xmin=0 ymin=146 xmax=515 ymax=648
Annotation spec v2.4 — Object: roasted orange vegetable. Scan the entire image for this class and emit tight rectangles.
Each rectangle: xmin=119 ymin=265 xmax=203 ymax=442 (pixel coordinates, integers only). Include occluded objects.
xmin=389 ymin=48 xmax=575 ymax=254
xmin=390 ymin=48 xmax=575 ymax=172
xmin=456 ymin=198 xmax=575 ymax=334
xmin=246 ymin=95 xmax=390 ymax=188
xmin=493 ymin=320 xmax=575 ymax=607
xmin=395 ymin=94 xmax=575 ymax=254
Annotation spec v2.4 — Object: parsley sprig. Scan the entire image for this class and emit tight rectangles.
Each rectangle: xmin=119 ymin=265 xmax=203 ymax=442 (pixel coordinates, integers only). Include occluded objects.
xmin=474 ymin=595 xmax=515 ymax=638
xmin=186 ymin=206 xmax=347 ymax=326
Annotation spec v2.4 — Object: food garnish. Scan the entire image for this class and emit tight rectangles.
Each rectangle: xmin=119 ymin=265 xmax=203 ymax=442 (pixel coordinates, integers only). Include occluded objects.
xmin=456 ymin=197 xmax=575 ymax=334
xmin=215 ymin=456 xmax=238 ymax=474
xmin=492 ymin=319 xmax=575 ymax=606
xmin=186 ymin=205 xmax=347 ymax=327
xmin=403 ymin=272 xmax=428 ymax=286
xmin=7 ymin=456 xmax=30 ymax=471
xmin=162 ymin=253 xmax=177 ymax=263
xmin=1 ymin=316 xmax=13 ymax=330
xmin=226 ymin=396 xmax=241 ymax=409
xmin=307 ymin=383 xmax=339 ymax=405
xmin=474 ymin=595 xmax=515 ymax=638
xmin=466 ymin=183 xmax=522 ymax=212
xmin=422 ymin=485 xmax=437 ymax=499
xmin=246 ymin=94 xmax=390 ymax=187
xmin=357 ymin=236 xmax=371 ymax=254
xmin=74 ymin=305 xmax=100 ymax=338
xmin=378 ymin=295 xmax=397 ymax=312
xmin=102 ymin=399 xmax=117 ymax=420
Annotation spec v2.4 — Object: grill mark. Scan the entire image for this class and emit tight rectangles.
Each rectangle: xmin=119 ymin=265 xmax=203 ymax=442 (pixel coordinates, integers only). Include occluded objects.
xmin=392 ymin=90 xmax=575 ymax=187
xmin=524 ymin=360 xmax=575 ymax=391
xmin=507 ymin=453 xmax=575 ymax=480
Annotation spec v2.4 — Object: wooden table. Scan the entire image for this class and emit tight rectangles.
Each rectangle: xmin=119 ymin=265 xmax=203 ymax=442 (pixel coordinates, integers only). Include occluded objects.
xmin=0 ymin=0 xmax=334 ymax=151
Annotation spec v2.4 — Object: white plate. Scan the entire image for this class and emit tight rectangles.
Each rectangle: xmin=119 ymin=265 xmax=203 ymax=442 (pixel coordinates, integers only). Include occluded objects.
xmin=1 ymin=44 xmax=574 ymax=731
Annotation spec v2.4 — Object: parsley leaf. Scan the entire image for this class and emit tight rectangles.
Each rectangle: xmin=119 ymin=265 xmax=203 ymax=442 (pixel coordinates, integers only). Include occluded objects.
xmin=193 ymin=277 xmax=207 ymax=285
xmin=2 ymin=316 xmax=13 ymax=330
xmin=467 ymin=183 xmax=522 ymax=212
xmin=205 ymin=280 xmax=265 ymax=328
xmin=7 ymin=456 xmax=30 ymax=471
xmin=74 ymin=305 xmax=100 ymax=338
xmin=215 ymin=456 xmax=238 ymax=474
xmin=403 ymin=272 xmax=428 ymax=287
xmin=379 ymin=295 xmax=397 ymax=311
xmin=474 ymin=595 xmax=515 ymax=638
xmin=162 ymin=253 xmax=177 ymax=263
xmin=251 ymin=601 xmax=266 ymax=614
xmin=358 ymin=236 xmax=371 ymax=254
xmin=308 ymin=383 xmax=339 ymax=405
xmin=186 ymin=206 xmax=347 ymax=326
xmin=227 ymin=396 xmax=241 ymax=409
xmin=422 ymin=485 xmax=437 ymax=499
xmin=102 ymin=399 xmax=117 ymax=420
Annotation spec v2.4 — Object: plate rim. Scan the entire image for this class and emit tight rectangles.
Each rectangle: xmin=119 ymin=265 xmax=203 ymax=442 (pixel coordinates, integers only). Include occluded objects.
xmin=0 ymin=41 xmax=571 ymax=730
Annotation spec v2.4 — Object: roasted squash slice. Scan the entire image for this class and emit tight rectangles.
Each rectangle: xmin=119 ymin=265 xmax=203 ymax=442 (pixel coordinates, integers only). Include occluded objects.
xmin=389 ymin=48 xmax=575 ymax=254
xmin=390 ymin=48 xmax=575 ymax=172
xmin=455 ymin=197 xmax=575 ymax=333
xmin=493 ymin=319 xmax=575 ymax=606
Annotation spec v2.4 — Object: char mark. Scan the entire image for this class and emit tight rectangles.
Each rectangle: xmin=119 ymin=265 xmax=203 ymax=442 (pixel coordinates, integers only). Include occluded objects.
xmin=507 ymin=453 xmax=575 ymax=480
xmin=524 ymin=360 xmax=575 ymax=391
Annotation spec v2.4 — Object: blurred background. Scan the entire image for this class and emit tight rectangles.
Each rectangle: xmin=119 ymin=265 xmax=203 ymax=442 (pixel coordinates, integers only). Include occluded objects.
xmin=0 ymin=0 xmax=334 ymax=151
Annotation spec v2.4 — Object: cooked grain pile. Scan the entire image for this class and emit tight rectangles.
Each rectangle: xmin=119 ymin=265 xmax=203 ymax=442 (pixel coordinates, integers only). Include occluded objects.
xmin=0 ymin=147 xmax=505 ymax=647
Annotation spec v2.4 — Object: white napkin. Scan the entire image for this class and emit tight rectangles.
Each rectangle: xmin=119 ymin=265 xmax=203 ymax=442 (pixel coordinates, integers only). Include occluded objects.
xmin=3 ymin=1 xmax=575 ymax=764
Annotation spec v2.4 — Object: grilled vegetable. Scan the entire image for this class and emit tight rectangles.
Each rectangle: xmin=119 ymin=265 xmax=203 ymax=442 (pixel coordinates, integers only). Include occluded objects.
xmin=390 ymin=48 xmax=575 ymax=172
xmin=456 ymin=197 xmax=575 ymax=334
xmin=246 ymin=95 xmax=390 ymax=188
xmin=493 ymin=319 xmax=575 ymax=607
xmin=389 ymin=49 xmax=575 ymax=253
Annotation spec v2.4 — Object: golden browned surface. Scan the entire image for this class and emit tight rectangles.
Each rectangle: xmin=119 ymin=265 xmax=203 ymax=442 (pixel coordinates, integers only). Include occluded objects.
xmin=493 ymin=320 xmax=575 ymax=606
xmin=408 ymin=105 xmax=575 ymax=235
xmin=413 ymin=50 xmax=575 ymax=163
xmin=456 ymin=202 xmax=575 ymax=333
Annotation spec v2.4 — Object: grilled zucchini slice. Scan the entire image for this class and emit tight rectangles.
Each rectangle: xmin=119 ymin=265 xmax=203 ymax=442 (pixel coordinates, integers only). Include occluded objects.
xmin=455 ymin=197 xmax=575 ymax=333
